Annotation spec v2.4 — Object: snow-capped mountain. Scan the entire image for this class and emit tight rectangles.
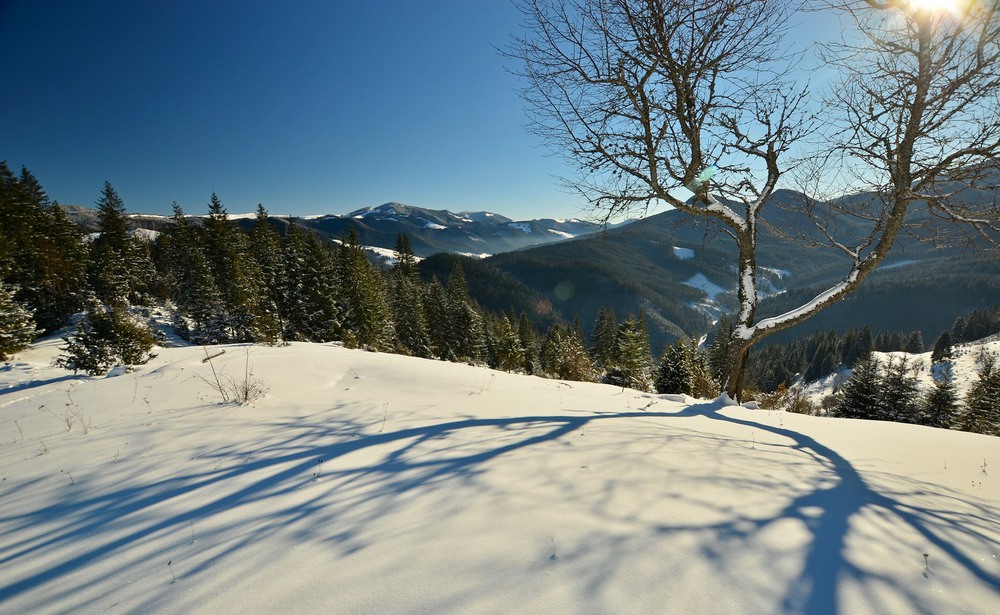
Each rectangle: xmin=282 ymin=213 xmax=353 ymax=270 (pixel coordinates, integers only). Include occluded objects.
xmin=298 ymin=202 xmax=614 ymax=257
xmin=61 ymin=202 xmax=616 ymax=259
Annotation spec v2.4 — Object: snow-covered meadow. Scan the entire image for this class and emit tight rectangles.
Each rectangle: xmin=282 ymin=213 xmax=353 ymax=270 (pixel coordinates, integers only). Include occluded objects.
xmin=1 ymin=337 xmax=997 ymax=614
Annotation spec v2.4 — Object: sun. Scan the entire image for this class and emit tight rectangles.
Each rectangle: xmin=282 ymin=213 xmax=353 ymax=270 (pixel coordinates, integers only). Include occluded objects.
xmin=907 ymin=0 xmax=962 ymax=14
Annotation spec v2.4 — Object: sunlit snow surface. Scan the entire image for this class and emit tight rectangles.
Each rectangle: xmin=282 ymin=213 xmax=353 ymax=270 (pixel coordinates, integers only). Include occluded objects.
xmin=673 ymin=246 xmax=695 ymax=260
xmin=683 ymin=272 xmax=728 ymax=300
xmin=0 ymin=338 xmax=997 ymax=614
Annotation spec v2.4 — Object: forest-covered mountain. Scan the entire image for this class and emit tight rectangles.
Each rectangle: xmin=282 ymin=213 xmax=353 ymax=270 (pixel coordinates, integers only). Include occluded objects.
xmin=476 ymin=188 xmax=1000 ymax=353
xmin=55 ymin=186 xmax=1000 ymax=356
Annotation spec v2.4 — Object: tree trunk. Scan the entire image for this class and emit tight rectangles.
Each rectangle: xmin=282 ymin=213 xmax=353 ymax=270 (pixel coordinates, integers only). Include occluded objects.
xmin=723 ymin=341 xmax=751 ymax=401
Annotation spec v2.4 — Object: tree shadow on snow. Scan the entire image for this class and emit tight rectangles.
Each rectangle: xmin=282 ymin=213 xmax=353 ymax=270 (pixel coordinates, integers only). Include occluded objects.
xmin=0 ymin=399 xmax=996 ymax=614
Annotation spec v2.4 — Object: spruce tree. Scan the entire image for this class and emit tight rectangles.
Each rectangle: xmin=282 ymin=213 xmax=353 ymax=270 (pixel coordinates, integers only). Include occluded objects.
xmin=835 ymin=354 xmax=885 ymax=420
xmin=423 ymin=276 xmax=453 ymax=360
xmin=655 ymin=340 xmax=694 ymax=395
xmin=881 ymin=356 xmax=920 ymax=423
xmin=337 ymin=228 xmax=392 ymax=350
xmin=951 ymin=314 xmax=969 ymax=343
xmin=166 ymin=204 xmax=224 ymax=343
xmin=279 ymin=224 xmax=341 ymax=342
xmin=687 ymin=339 xmax=718 ymax=399
xmin=605 ymin=314 xmax=653 ymax=391
xmin=874 ymin=331 xmax=892 ymax=352
xmin=590 ymin=307 xmax=618 ymax=371
xmin=963 ymin=310 xmax=991 ymax=342
xmin=446 ymin=262 xmax=485 ymax=362
xmin=921 ymin=361 xmax=959 ymax=429
xmin=0 ymin=282 xmax=39 ymax=360
xmin=393 ymin=232 xmax=419 ymax=279
xmin=840 ymin=328 xmax=861 ymax=366
xmin=58 ymin=303 xmax=157 ymax=375
xmin=856 ymin=326 xmax=875 ymax=361
xmin=249 ymin=205 xmax=286 ymax=343
xmin=960 ymin=352 xmax=1000 ymax=436
xmin=298 ymin=230 xmax=342 ymax=342
xmin=88 ymin=181 xmax=152 ymax=307
xmin=489 ymin=313 xmax=524 ymax=372
xmin=930 ymin=331 xmax=954 ymax=364
xmin=805 ymin=335 xmax=839 ymax=382
xmin=541 ymin=323 xmax=594 ymax=382
xmin=0 ymin=165 xmax=87 ymax=330
xmin=201 ymin=194 xmax=266 ymax=342
xmin=518 ymin=313 xmax=539 ymax=375
xmin=390 ymin=271 xmax=431 ymax=357
xmin=904 ymin=331 xmax=925 ymax=354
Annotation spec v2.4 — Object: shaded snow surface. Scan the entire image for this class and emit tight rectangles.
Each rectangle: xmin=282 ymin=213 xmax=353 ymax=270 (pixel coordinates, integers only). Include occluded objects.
xmin=1 ymin=338 xmax=998 ymax=614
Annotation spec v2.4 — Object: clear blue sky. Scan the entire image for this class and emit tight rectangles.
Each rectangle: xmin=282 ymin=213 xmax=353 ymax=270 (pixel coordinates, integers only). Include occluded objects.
xmin=1 ymin=1 xmax=833 ymax=220
xmin=1 ymin=0 xmax=586 ymax=219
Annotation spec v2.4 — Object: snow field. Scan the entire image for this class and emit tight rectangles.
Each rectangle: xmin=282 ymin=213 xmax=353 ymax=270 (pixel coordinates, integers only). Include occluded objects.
xmin=0 ymin=338 xmax=997 ymax=614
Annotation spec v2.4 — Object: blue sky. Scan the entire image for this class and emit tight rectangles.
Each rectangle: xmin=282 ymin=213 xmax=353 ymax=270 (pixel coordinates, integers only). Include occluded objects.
xmin=1 ymin=1 xmax=832 ymax=220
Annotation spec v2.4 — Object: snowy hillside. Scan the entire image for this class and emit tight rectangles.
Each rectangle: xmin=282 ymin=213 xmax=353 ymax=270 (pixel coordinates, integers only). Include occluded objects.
xmin=1 ymin=338 xmax=998 ymax=614
xmin=801 ymin=337 xmax=1000 ymax=404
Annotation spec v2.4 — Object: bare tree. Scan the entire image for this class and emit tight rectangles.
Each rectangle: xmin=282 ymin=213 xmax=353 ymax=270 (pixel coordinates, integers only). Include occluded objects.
xmin=509 ymin=0 xmax=1000 ymax=399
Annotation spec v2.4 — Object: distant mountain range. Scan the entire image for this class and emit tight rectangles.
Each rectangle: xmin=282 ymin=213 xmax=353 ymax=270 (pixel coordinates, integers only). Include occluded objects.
xmin=298 ymin=202 xmax=621 ymax=257
xmin=423 ymin=187 xmax=1000 ymax=352
xmin=62 ymin=201 xmax=623 ymax=258
xmin=62 ymin=189 xmax=1000 ymax=353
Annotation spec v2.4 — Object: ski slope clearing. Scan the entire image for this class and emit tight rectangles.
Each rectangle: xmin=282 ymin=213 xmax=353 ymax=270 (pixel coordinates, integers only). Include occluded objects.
xmin=1 ymin=339 xmax=998 ymax=614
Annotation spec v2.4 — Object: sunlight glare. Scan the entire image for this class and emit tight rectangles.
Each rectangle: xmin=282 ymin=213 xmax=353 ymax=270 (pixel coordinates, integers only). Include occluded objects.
xmin=908 ymin=0 xmax=961 ymax=15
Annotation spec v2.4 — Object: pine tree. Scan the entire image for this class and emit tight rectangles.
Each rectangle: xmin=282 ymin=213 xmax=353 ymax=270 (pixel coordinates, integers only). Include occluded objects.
xmin=249 ymin=205 xmax=286 ymax=343
xmin=518 ymin=313 xmax=539 ymax=375
xmin=393 ymin=232 xmax=419 ymax=279
xmin=0 ymin=165 xmax=87 ymax=330
xmin=0 ymin=282 xmax=39 ymax=360
xmin=856 ymin=326 xmax=875 ymax=361
xmin=687 ymin=339 xmax=718 ymax=399
xmin=423 ymin=276 xmax=452 ymax=360
xmin=605 ymin=314 xmax=653 ymax=391
xmin=280 ymin=225 xmax=341 ymax=342
xmin=835 ymin=354 xmax=885 ymax=420
xmin=590 ymin=307 xmax=618 ymax=371
xmin=200 ymin=194 xmax=266 ymax=342
xmin=390 ymin=271 xmax=431 ymax=357
xmin=930 ymin=331 xmax=954 ymax=364
xmin=88 ymin=181 xmax=152 ymax=307
xmin=920 ymin=361 xmax=959 ymax=429
xmin=337 ymin=228 xmax=392 ymax=350
xmin=881 ymin=356 xmax=920 ymax=423
xmin=904 ymin=330 xmax=925 ymax=354
xmin=489 ymin=313 xmax=524 ymax=372
xmin=446 ymin=262 xmax=485 ymax=363
xmin=960 ymin=352 xmax=1000 ymax=436
xmin=541 ymin=323 xmax=594 ymax=382
xmin=655 ymin=340 xmax=694 ymax=395
xmin=951 ymin=314 xmax=969 ymax=343
xmin=165 ymin=204 xmax=224 ymax=343
xmin=57 ymin=303 xmax=157 ymax=375
xmin=805 ymin=335 xmax=840 ymax=382
xmin=963 ymin=309 xmax=991 ymax=342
